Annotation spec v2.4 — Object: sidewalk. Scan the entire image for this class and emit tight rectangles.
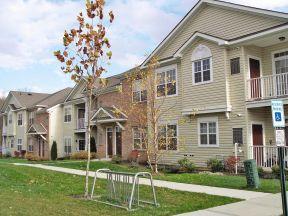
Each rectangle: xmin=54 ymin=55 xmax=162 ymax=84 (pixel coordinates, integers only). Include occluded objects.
xmin=177 ymin=193 xmax=283 ymax=216
xmin=14 ymin=163 xmax=268 ymax=200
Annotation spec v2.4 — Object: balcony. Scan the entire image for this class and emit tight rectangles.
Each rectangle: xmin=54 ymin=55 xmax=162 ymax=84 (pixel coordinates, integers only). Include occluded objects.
xmin=247 ymin=72 xmax=288 ymax=101
xmin=76 ymin=118 xmax=85 ymax=130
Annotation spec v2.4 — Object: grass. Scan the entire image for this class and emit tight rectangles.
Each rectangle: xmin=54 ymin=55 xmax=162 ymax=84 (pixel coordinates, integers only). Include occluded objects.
xmin=0 ymin=163 xmax=240 ymax=216
xmin=31 ymin=159 xmax=286 ymax=194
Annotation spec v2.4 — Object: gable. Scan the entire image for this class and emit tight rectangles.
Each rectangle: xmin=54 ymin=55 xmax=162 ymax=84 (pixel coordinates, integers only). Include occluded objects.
xmin=1 ymin=93 xmax=22 ymax=112
xmin=155 ymin=4 xmax=287 ymax=60
xmin=65 ymin=79 xmax=86 ymax=102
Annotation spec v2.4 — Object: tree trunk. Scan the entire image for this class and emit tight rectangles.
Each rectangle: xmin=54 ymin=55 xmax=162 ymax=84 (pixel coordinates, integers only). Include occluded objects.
xmin=84 ymin=90 xmax=92 ymax=198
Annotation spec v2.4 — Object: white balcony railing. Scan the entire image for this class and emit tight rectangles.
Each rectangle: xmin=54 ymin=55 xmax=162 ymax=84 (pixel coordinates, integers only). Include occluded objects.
xmin=249 ymin=145 xmax=288 ymax=168
xmin=247 ymin=72 xmax=288 ymax=101
xmin=77 ymin=118 xmax=85 ymax=130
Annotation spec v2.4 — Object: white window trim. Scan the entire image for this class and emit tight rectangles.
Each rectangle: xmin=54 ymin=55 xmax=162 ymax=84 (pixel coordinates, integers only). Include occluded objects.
xmin=155 ymin=64 xmax=178 ymax=99
xmin=158 ymin=120 xmax=179 ymax=151
xmin=17 ymin=139 xmax=23 ymax=151
xmin=17 ymin=113 xmax=23 ymax=127
xmin=132 ymin=79 xmax=147 ymax=103
xmin=64 ymin=106 xmax=72 ymax=123
xmin=192 ymin=57 xmax=213 ymax=86
xmin=64 ymin=136 xmax=72 ymax=154
xmin=271 ymin=48 xmax=288 ymax=75
xmin=197 ymin=117 xmax=219 ymax=147
xmin=132 ymin=127 xmax=146 ymax=151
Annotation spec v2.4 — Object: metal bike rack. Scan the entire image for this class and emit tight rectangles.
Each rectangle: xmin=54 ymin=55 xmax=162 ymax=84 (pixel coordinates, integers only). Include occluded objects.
xmin=90 ymin=169 xmax=159 ymax=211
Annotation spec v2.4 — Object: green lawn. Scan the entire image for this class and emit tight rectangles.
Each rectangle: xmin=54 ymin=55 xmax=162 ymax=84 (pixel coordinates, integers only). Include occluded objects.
xmin=0 ymin=163 xmax=239 ymax=216
xmin=36 ymin=160 xmax=286 ymax=194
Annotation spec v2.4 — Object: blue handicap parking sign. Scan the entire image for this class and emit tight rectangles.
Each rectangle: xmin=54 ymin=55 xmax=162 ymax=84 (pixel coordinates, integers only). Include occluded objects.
xmin=275 ymin=112 xmax=282 ymax=122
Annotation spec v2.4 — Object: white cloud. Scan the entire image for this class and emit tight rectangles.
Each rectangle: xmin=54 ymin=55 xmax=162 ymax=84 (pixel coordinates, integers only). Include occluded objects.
xmin=0 ymin=89 xmax=8 ymax=98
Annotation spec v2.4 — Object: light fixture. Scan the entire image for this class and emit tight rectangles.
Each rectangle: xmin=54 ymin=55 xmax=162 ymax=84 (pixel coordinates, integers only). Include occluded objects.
xmin=279 ymin=36 xmax=286 ymax=41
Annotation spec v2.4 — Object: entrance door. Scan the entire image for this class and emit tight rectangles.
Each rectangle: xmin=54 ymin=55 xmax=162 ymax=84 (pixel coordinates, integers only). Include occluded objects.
xmin=252 ymin=124 xmax=264 ymax=166
xmin=249 ymin=58 xmax=261 ymax=99
xmin=115 ymin=127 xmax=122 ymax=156
xmin=38 ymin=137 xmax=45 ymax=158
xmin=106 ymin=127 xmax=113 ymax=157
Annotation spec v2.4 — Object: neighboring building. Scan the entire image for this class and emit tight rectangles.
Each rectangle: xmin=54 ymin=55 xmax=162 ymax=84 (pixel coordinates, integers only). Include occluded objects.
xmin=140 ymin=0 xmax=288 ymax=167
xmin=61 ymin=72 xmax=147 ymax=160
xmin=0 ymin=97 xmax=5 ymax=153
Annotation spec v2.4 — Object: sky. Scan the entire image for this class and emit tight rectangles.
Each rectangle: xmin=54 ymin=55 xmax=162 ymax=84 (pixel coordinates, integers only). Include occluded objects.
xmin=0 ymin=0 xmax=288 ymax=97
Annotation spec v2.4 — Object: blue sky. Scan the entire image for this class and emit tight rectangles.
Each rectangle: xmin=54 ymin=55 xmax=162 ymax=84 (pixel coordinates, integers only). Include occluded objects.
xmin=0 ymin=0 xmax=288 ymax=97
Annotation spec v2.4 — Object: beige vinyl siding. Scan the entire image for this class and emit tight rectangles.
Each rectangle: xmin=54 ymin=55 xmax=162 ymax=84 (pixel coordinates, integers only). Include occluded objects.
xmin=181 ymin=39 xmax=228 ymax=110
xmin=157 ymin=5 xmax=285 ymax=60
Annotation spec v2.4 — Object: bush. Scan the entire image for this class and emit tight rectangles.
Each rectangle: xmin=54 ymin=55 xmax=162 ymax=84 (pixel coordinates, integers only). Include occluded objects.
xmin=70 ymin=151 xmax=98 ymax=160
xmin=20 ymin=150 xmax=26 ymax=158
xmin=257 ymin=167 xmax=265 ymax=178
xmin=90 ymin=137 xmax=97 ymax=153
xmin=224 ymin=156 xmax=240 ymax=173
xmin=207 ymin=158 xmax=224 ymax=173
xmin=3 ymin=151 xmax=11 ymax=158
xmin=178 ymin=157 xmax=196 ymax=173
xmin=14 ymin=151 xmax=20 ymax=158
xmin=111 ymin=155 xmax=122 ymax=164
xmin=26 ymin=153 xmax=40 ymax=161
xmin=51 ymin=141 xmax=57 ymax=161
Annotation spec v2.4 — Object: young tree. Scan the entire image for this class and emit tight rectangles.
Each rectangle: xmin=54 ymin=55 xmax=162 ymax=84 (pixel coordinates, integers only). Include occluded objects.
xmin=54 ymin=0 xmax=114 ymax=197
xmin=124 ymin=57 xmax=178 ymax=173
xmin=51 ymin=141 xmax=57 ymax=161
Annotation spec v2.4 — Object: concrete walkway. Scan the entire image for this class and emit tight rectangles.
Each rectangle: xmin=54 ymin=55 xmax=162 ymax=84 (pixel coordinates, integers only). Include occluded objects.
xmin=177 ymin=193 xmax=283 ymax=216
xmin=14 ymin=163 xmax=268 ymax=200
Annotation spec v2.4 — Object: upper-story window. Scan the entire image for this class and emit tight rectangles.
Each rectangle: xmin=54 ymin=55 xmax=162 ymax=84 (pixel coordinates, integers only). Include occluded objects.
xmin=29 ymin=112 xmax=35 ymax=125
xmin=156 ymin=65 xmax=177 ymax=97
xmin=8 ymin=114 xmax=12 ymax=124
xmin=274 ymin=50 xmax=288 ymax=75
xmin=64 ymin=107 xmax=72 ymax=123
xmin=17 ymin=113 xmax=23 ymax=126
xmin=132 ymin=79 xmax=147 ymax=102
xmin=192 ymin=45 xmax=213 ymax=85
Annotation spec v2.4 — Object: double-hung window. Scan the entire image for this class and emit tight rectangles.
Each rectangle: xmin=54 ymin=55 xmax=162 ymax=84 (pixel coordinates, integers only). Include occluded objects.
xmin=17 ymin=113 xmax=23 ymax=126
xmin=133 ymin=127 xmax=147 ymax=150
xmin=64 ymin=137 xmax=72 ymax=154
xmin=156 ymin=66 xmax=177 ymax=97
xmin=192 ymin=45 xmax=213 ymax=85
xmin=198 ymin=117 xmax=218 ymax=147
xmin=158 ymin=123 xmax=178 ymax=151
xmin=10 ymin=139 xmax=14 ymax=148
xmin=29 ymin=112 xmax=35 ymax=125
xmin=64 ymin=107 xmax=72 ymax=123
xmin=132 ymin=79 xmax=147 ymax=102
xmin=17 ymin=139 xmax=22 ymax=151
xmin=28 ymin=140 xmax=33 ymax=152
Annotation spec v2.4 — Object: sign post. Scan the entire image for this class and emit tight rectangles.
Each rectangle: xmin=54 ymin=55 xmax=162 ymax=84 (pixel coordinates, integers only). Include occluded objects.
xmin=271 ymin=100 xmax=288 ymax=216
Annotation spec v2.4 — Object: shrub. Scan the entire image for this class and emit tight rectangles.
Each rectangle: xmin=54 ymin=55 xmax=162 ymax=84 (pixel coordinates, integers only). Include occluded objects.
xmin=90 ymin=137 xmax=97 ymax=153
xmin=20 ymin=150 xmax=26 ymax=158
xmin=164 ymin=165 xmax=181 ymax=174
xmin=26 ymin=153 xmax=40 ymax=161
xmin=111 ymin=155 xmax=122 ymax=164
xmin=178 ymin=157 xmax=196 ymax=173
xmin=257 ymin=167 xmax=265 ymax=178
xmin=14 ymin=151 xmax=20 ymax=158
xmin=128 ymin=150 xmax=140 ymax=163
xmin=207 ymin=158 xmax=224 ymax=172
xmin=224 ymin=156 xmax=240 ymax=173
xmin=70 ymin=151 xmax=98 ymax=160
xmin=4 ymin=151 xmax=11 ymax=158
xmin=51 ymin=141 xmax=57 ymax=161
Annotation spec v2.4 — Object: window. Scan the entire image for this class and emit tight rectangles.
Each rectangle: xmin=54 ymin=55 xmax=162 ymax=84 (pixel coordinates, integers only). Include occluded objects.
xmin=17 ymin=139 xmax=22 ymax=151
xmin=132 ymin=79 xmax=147 ymax=102
xmin=156 ymin=66 xmax=177 ymax=97
xmin=28 ymin=144 xmax=33 ymax=152
xmin=64 ymin=137 xmax=72 ymax=154
xmin=198 ymin=117 xmax=218 ymax=147
xmin=230 ymin=57 xmax=240 ymax=75
xmin=64 ymin=107 xmax=72 ymax=123
xmin=10 ymin=139 xmax=14 ymax=148
xmin=79 ymin=140 xmax=85 ymax=151
xmin=192 ymin=45 xmax=212 ymax=85
xmin=133 ymin=127 xmax=146 ymax=150
xmin=29 ymin=112 xmax=35 ymax=125
xmin=158 ymin=123 xmax=177 ymax=151
xmin=8 ymin=114 xmax=12 ymax=124
xmin=233 ymin=128 xmax=243 ymax=145
xmin=17 ymin=113 xmax=23 ymax=126
xmin=274 ymin=50 xmax=288 ymax=74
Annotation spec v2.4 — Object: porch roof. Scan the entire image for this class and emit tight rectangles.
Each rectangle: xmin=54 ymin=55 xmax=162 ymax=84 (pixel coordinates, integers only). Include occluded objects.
xmin=91 ymin=106 xmax=127 ymax=123
xmin=27 ymin=123 xmax=47 ymax=135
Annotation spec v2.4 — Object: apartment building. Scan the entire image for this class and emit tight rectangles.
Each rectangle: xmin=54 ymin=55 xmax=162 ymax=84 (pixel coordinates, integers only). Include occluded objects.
xmin=139 ymin=0 xmax=288 ymax=167
xmin=0 ymin=89 xmax=71 ymax=158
